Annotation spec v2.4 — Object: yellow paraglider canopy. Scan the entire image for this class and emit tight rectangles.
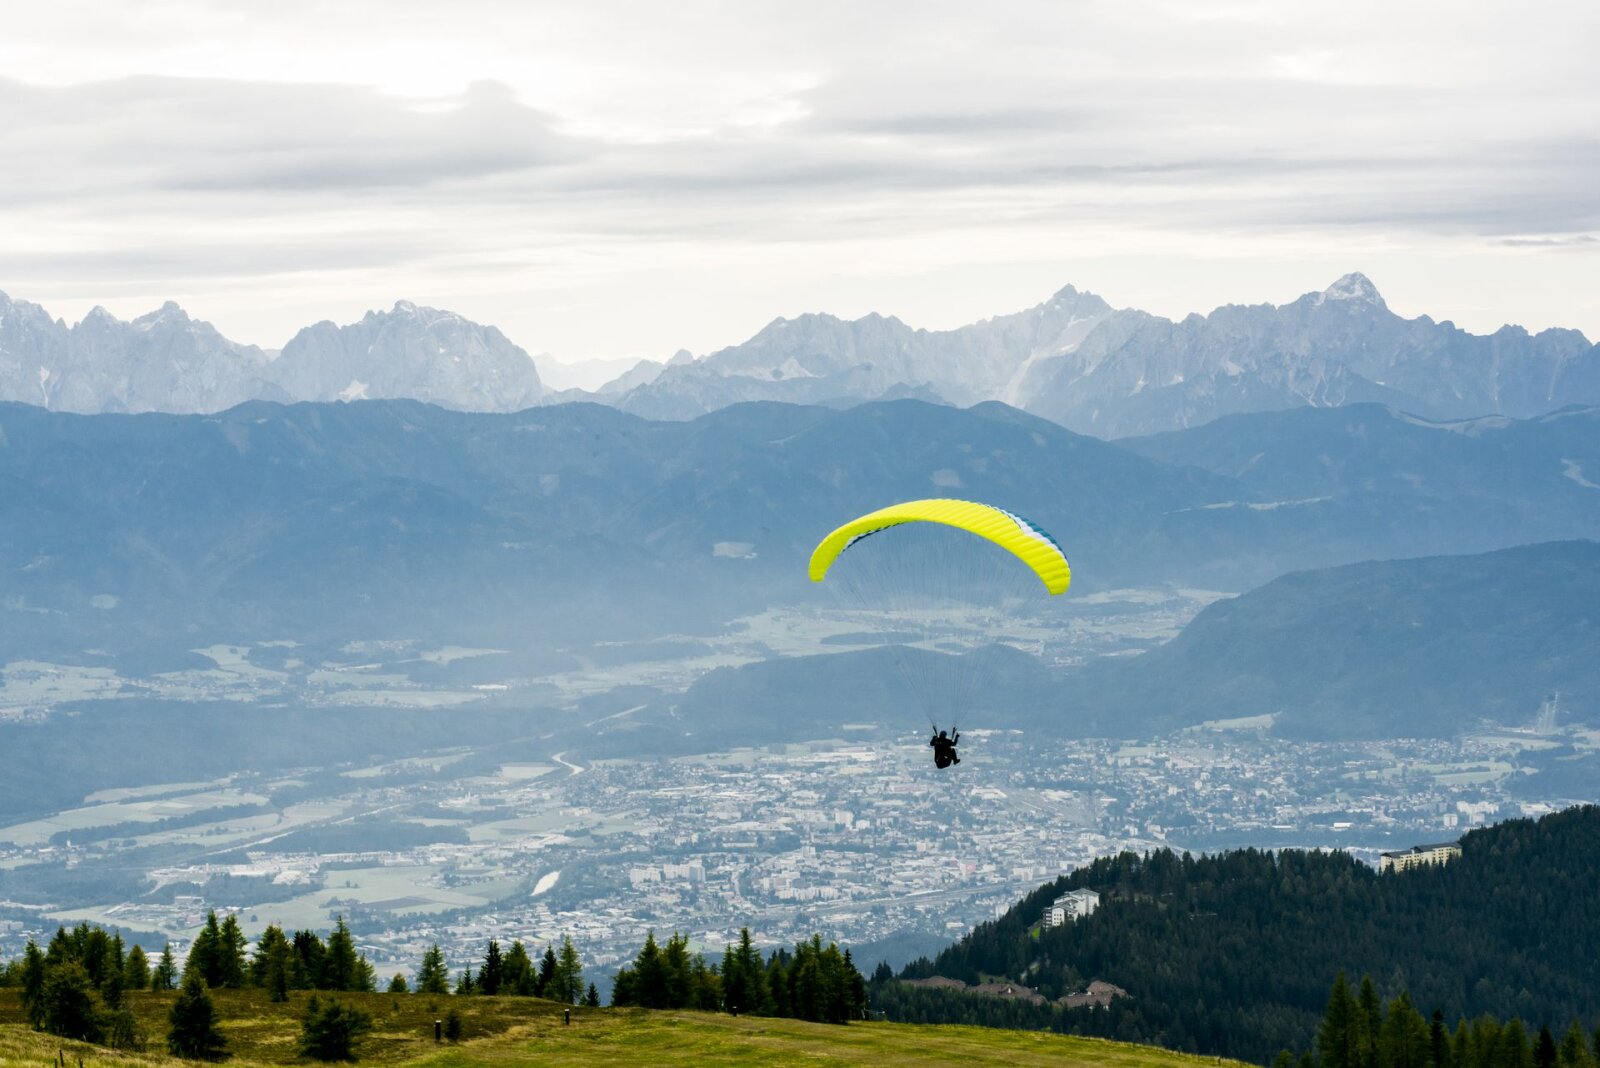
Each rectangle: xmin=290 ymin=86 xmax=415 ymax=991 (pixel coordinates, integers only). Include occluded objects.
xmin=808 ymin=498 xmax=1071 ymax=595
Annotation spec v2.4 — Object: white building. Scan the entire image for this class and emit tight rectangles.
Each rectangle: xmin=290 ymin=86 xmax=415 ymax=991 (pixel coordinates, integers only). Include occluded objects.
xmin=1042 ymin=888 xmax=1100 ymax=928
xmin=1378 ymin=840 xmax=1461 ymax=873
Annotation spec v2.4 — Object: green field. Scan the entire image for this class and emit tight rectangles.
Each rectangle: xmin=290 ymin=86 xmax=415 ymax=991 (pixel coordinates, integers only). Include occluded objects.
xmin=0 ymin=990 xmax=1241 ymax=1067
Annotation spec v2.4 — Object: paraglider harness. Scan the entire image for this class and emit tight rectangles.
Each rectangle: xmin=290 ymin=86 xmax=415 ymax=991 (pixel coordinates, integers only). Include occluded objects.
xmin=930 ymin=727 xmax=961 ymax=769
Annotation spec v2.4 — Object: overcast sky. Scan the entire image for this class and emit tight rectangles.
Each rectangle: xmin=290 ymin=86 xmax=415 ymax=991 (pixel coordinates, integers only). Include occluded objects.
xmin=2 ymin=0 xmax=1596 ymax=361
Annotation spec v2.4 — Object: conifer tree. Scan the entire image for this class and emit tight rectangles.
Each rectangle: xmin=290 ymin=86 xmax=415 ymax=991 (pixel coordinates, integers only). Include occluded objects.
xmin=1558 ymin=1022 xmax=1594 ymax=1068
xmin=293 ymin=930 xmax=327 ymax=990
xmin=20 ymin=940 xmax=47 ymax=1028
xmin=40 ymin=962 xmax=103 ymax=1042
xmin=1379 ymin=992 xmax=1430 ymax=1068
xmin=1537 ymin=1027 xmax=1560 ymax=1068
xmin=252 ymin=924 xmax=294 ymax=1000
xmin=1358 ymin=976 xmax=1383 ymax=1068
xmin=167 ymin=971 xmax=227 ymax=1060
xmin=388 ymin=974 xmax=408 ymax=993
xmin=584 ymin=983 xmax=600 ymax=1007
xmin=417 ymin=944 xmax=450 ymax=995
xmin=217 ymin=914 xmax=248 ymax=988
xmin=323 ymin=916 xmax=362 ymax=992
xmin=539 ymin=944 xmax=559 ymax=998
xmin=479 ymin=939 xmax=503 ymax=996
xmin=300 ymin=995 xmax=372 ymax=1061
xmin=187 ymin=911 xmax=223 ymax=987
xmin=151 ymin=943 xmax=179 ymax=991
xmin=124 ymin=944 xmax=150 ymax=991
xmin=454 ymin=967 xmax=475 ymax=995
xmin=502 ymin=940 xmax=532 ymax=996
xmin=555 ymin=936 xmax=583 ymax=1005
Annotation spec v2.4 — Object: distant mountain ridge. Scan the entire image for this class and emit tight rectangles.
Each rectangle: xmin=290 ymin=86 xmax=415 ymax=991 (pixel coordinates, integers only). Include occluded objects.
xmin=0 ymin=292 xmax=544 ymax=414
xmin=5 ymin=278 xmax=1595 ymax=433
xmin=615 ymin=273 xmax=1600 ymax=435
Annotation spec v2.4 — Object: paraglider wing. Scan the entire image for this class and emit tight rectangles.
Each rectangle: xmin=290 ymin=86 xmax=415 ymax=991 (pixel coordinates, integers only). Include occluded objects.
xmin=808 ymin=498 xmax=1071 ymax=595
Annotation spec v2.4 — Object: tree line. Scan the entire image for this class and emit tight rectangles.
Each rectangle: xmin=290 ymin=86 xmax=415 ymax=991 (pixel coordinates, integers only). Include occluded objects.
xmin=610 ymin=928 xmax=868 ymax=1025
xmin=890 ymin=805 xmax=1600 ymax=1064
xmin=1291 ymin=972 xmax=1600 ymax=1068
xmin=433 ymin=934 xmax=597 ymax=1006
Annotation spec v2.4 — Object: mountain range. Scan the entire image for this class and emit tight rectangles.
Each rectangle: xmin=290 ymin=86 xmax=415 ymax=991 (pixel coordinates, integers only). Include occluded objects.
xmin=0 ymin=293 xmax=544 ymax=414
xmin=4 ymin=277 xmax=1596 ymax=436
xmin=2 ymin=397 xmax=1596 ymax=699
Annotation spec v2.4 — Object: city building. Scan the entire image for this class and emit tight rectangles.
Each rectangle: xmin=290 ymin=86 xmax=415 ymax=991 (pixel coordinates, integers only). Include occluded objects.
xmin=1379 ymin=840 xmax=1461 ymax=873
xmin=1042 ymin=887 xmax=1100 ymax=928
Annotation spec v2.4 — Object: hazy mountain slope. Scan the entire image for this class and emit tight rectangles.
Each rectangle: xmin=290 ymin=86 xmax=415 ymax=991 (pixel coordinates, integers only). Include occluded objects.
xmin=1064 ymin=541 xmax=1600 ymax=739
xmin=3 ymin=399 xmax=1598 ymax=674
xmin=1121 ymin=403 xmax=1600 ymax=516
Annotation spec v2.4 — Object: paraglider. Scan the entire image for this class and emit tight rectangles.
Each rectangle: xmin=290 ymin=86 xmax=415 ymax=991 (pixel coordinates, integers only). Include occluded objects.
xmin=808 ymin=498 xmax=1071 ymax=768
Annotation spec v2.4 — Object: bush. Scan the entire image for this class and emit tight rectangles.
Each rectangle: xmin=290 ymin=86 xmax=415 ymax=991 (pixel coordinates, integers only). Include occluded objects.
xmin=106 ymin=1008 xmax=146 ymax=1051
xmin=444 ymin=1008 xmax=463 ymax=1042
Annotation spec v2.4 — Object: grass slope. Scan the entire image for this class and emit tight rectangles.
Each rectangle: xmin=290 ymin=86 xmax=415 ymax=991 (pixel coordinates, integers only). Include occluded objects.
xmin=0 ymin=990 xmax=1242 ymax=1067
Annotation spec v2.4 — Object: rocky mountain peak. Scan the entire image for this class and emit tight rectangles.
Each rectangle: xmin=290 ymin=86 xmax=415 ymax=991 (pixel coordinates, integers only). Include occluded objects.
xmin=1319 ymin=272 xmax=1386 ymax=309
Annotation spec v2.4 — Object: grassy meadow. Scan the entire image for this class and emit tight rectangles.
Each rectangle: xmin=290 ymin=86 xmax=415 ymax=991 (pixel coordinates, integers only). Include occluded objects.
xmin=0 ymin=989 xmax=1244 ymax=1067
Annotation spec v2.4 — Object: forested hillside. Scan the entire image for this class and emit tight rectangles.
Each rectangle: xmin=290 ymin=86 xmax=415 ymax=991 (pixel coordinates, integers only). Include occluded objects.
xmin=883 ymin=806 xmax=1600 ymax=1064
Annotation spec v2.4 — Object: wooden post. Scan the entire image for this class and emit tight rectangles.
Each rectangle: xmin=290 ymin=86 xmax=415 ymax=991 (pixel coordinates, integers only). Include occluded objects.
xmin=564 ymin=1008 xmax=571 ymax=1026
xmin=434 ymin=1019 xmax=442 ymax=1042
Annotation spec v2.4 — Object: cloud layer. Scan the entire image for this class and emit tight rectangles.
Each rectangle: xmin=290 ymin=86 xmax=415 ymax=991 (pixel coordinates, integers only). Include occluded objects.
xmin=1 ymin=0 xmax=1596 ymax=356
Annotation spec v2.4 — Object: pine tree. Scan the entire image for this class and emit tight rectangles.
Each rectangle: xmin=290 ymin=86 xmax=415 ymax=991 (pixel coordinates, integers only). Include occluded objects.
xmin=1432 ymin=1010 xmax=1451 ymax=1068
xmin=444 ymin=1008 xmax=462 ymax=1041
xmin=40 ymin=962 xmax=103 ymax=1042
xmin=721 ymin=943 xmax=747 ymax=1015
xmin=1380 ymin=992 xmax=1431 ymax=1068
xmin=1359 ymin=976 xmax=1383 ymax=1068
xmin=502 ymin=940 xmax=532 ymax=996
xmin=101 ymin=958 xmax=125 ymax=1010
xmin=388 ymin=974 xmax=408 ymax=994
xmin=455 ymin=967 xmax=475 ymax=995
xmin=417 ymin=943 xmax=449 ymax=995
xmin=323 ymin=917 xmax=362 ymax=992
xmin=252 ymin=925 xmax=294 ymax=1002
xmin=539 ymin=944 xmax=559 ymax=998
xmin=20 ymin=940 xmax=47 ymax=1028
xmin=151 ymin=943 xmax=179 ymax=991
xmin=124 ymin=944 xmax=150 ymax=991
xmin=584 ymin=983 xmax=600 ymax=1008
xmin=555 ymin=936 xmax=583 ymax=1005
xmin=300 ymin=995 xmax=372 ymax=1062
xmin=1536 ymin=1027 xmax=1560 ymax=1068
xmin=187 ymin=911 xmax=223 ymax=987
xmin=217 ymin=914 xmax=247 ymax=988
xmin=737 ymin=929 xmax=771 ymax=1015
xmin=167 ymin=971 xmax=227 ymax=1060
xmin=479 ymin=940 xmax=503 ymax=996
xmin=1558 ymin=1022 xmax=1594 ymax=1068
xmin=293 ymin=929 xmax=327 ymax=990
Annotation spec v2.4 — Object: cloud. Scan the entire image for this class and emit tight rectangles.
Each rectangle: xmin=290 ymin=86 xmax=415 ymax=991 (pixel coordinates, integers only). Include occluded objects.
xmin=0 ymin=77 xmax=577 ymax=203
xmin=0 ymin=0 xmax=1597 ymax=351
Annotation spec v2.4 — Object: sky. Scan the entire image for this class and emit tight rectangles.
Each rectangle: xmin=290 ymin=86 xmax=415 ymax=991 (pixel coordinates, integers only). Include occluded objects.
xmin=2 ymin=0 xmax=1597 ymax=364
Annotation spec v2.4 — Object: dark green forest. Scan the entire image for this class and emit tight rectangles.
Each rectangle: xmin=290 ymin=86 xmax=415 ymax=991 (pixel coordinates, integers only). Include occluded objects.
xmin=883 ymin=806 xmax=1600 ymax=1063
